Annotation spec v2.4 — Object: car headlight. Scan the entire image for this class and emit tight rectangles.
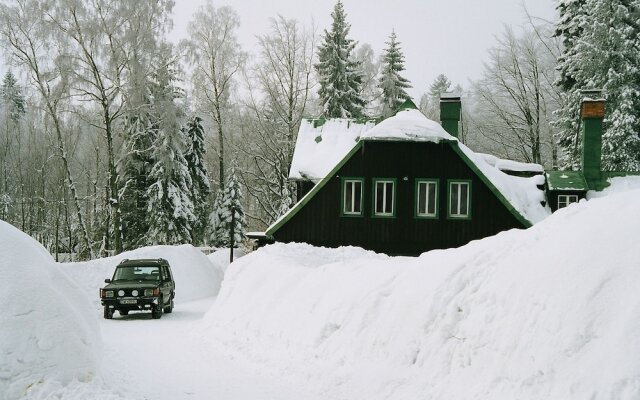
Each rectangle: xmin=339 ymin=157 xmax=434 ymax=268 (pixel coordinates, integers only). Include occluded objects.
xmin=105 ymin=290 xmax=114 ymax=298
xmin=118 ymin=290 xmax=125 ymax=297
xmin=132 ymin=290 xmax=139 ymax=297
xmin=144 ymin=288 xmax=160 ymax=296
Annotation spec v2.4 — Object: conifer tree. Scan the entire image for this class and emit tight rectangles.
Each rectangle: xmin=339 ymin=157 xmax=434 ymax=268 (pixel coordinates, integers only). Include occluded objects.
xmin=315 ymin=1 xmax=365 ymax=118
xmin=145 ymin=45 xmax=195 ymax=244
xmin=378 ymin=31 xmax=412 ymax=117
xmin=1 ymin=71 xmax=25 ymax=123
xmin=184 ymin=115 xmax=211 ymax=245
xmin=554 ymin=0 xmax=640 ymax=170
xmin=209 ymin=160 xmax=245 ymax=248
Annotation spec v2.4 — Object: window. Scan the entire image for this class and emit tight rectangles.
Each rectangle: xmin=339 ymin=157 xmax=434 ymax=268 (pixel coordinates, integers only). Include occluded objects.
xmin=558 ymin=194 xmax=578 ymax=209
xmin=448 ymin=180 xmax=471 ymax=219
xmin=373 ymin=179 xmax=396 ymax=217
xmin=416 ymin=179 xmax=438 ymax=218
xmin=342 ymin=178 xmax=363 ymax=216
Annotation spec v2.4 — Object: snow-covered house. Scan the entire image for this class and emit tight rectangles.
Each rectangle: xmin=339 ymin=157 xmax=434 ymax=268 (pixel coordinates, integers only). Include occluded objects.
xmin=263 ymin=99 xmax=549 ymax=255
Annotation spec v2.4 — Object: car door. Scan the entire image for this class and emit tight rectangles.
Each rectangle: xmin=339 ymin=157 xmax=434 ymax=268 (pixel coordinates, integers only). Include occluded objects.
xmin=160 ymin=265 xmax=172 ymax=304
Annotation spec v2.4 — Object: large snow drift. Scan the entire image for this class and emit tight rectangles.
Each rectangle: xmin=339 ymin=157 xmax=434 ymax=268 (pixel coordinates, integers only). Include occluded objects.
xmin=202 ymin=190 xmax=640 ymax=400
xmin=63 ymin=244 xmax=224 ymax=304
xmin=0 ymin=220 xmax=100 ymax=399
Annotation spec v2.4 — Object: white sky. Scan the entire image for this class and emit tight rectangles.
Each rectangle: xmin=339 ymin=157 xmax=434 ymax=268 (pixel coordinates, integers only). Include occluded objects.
xmin=171 ymin=0 xmax=558 ymax=99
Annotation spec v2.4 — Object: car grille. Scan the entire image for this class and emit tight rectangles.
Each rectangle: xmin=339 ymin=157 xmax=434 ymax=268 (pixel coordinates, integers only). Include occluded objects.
xmin=116 ymin=288 xmax=142 ymax=297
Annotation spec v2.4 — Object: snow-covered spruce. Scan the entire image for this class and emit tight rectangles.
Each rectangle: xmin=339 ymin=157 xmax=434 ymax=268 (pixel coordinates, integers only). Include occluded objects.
xmin=209 ymin=160 xmax=246 ymax=248
xmin=183 ymin=115 xmax=211 ymax=245
xmin=378 ymin=30 xmax=412 ymax=117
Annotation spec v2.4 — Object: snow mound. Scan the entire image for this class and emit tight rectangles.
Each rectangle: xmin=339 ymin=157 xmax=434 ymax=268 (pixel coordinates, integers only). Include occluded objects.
xmin=207 ymin=247 xmax=246 ymax=273
xmin=200 ymin=190 xmax=640 ymax=400
xmin=63 ymin=244 xmax=224 ymax=305
xmin=0 ymin=220 xmax=100 ymax=399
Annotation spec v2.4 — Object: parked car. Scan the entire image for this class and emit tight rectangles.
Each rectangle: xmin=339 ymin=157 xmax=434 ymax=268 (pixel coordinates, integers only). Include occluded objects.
xmin=100 ymin=258 xmax=175 ymax=319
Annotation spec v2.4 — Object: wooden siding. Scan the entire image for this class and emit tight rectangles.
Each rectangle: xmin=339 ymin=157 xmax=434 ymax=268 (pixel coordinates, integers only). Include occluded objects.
xmin=274 ymin=141 xmax=527 ymax=256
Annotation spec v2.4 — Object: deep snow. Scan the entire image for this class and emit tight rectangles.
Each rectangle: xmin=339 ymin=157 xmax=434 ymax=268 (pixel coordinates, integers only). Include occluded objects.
xmin=202 ymin=189 xmax=640 ymax=400
xmin=0 ymin=221 xmax=100 ymax=400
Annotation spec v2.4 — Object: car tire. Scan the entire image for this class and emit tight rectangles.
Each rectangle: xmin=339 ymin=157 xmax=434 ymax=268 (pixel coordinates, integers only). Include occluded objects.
xmin=164 ymin=297 xmax=174 ymax=314
xmin=152 ymin=296 xmax=163 ymax=319
xmin=104 ymin=307 xmax=113 ymax=319
xmin=120 ymin=310 xmax=129 ymax=316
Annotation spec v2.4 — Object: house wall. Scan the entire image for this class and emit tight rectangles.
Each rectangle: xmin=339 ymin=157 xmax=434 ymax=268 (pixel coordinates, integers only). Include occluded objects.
xmin=273 ymin=141 xmax=526 ymax=256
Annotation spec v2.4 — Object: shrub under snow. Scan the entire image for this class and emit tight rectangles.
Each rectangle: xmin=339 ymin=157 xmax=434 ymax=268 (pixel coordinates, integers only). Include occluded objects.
xmin=200 ymin=189 xmax=640 ymax=400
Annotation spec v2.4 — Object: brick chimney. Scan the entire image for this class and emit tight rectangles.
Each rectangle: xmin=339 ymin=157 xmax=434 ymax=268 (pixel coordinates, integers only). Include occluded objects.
xmin=580 ymin=89 xmax=605 ymax=190
xmin=440 ymin=92 xmax=461 ymax=138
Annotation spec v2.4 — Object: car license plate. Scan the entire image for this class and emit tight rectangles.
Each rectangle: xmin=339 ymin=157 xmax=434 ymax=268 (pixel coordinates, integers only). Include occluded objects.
xmin=120 ymin=299 xmax=137 ymax=304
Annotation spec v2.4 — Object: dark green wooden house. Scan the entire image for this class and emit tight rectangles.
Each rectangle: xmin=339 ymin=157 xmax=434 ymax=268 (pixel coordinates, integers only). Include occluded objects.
xmin=263 ymin=98 xmax=548 ymax=256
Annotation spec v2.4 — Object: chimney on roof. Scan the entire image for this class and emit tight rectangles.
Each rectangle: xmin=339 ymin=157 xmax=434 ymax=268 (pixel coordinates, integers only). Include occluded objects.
xmin=440 ymin=92 xmax=461 ymax=138
xmin=580 ymin=89 xmax=605 ymax=190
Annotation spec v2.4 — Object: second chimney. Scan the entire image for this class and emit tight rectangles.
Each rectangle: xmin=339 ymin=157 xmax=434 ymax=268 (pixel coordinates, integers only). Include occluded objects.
xmin=580 ymin=89 xmax=605 ymax=190
xmin=440 ymin=93 xmax=461 ymax=138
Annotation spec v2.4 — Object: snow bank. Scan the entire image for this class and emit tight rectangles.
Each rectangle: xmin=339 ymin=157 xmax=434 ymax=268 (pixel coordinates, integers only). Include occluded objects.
xmin=207 ymin=247 xmax=246 ymax=273
xmin=201 ymin=190 xmax=640 ymax=400
xmin=0 ymin=220 xmax=100 ymax=399
xmin=589 ymin=175 xmax=640 ymax=199
xmin=63 ymin=244 xmax=224 ymax=304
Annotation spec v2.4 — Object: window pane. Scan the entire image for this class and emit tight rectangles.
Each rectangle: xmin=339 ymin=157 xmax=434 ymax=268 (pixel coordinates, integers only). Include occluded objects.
xmin=418 ymin=182 xmax=427 ymax=214
xmin=427 ymin=183 xmax=436 ymax=215
xmin=385 ymin=182 xmax=393 ymax=213
xmin=345 ymin=182 xmax=353 ymax=213
xmin=376 ymin=182 xmax=384 ymax=213
xmin=460 ymin=183 xmax=468 ymax=215
xmin=353 ymin=182 xmax=361 ymax=213
xmin=450 ymin=183 xmax=459 ymax=214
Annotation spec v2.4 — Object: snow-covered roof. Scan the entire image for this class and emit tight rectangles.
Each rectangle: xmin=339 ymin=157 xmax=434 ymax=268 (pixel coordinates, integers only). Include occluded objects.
xmin=289 ymin=118 xmax=377 ymax=180
xmin=545 ymin=171 xmax=588 ymax=191
xmin=278 ymin=109 xmax=550 ymax=234
xmin=361 ymin=108 xmax=455 ymax=142
xmin=478 ymin=153 xmax=544 ymax=174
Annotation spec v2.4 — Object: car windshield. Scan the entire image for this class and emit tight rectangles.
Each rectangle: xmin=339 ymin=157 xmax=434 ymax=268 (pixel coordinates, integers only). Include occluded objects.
xmin=113 ymin=265 xmax=161 ymax=281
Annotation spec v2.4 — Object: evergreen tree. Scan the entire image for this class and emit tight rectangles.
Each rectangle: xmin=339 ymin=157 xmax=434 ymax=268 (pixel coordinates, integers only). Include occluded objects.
xmin=209 ymin=160 xmax=245 ymax=248
xmin=419 ymin=74 xmax=451 ymax=121
xmin=184 ymin=115 xmax=211 ymax=245
xmin=119 ymin=115 xmax=155 ymax=249
xmin=315 ymin=1 xmax=365 ymax=118
xmin=378 ymin=31 xmax=412 ymax=117
xmin=554 ymin=0 xmax=640 ymax=170
xmin=0 ymin=71 xmax=25 ymax=123
xmin=145 ymin=45 xmax=196 ymax=244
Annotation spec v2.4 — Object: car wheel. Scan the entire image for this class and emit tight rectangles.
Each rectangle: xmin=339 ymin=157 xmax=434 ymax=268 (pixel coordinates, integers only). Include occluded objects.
xmin=152 ymin=296 xmax=163 ymax=319
xmin=103 ymin=307 xmax=113 ymax=319
xmin=164 ymin=297 xmax=174 ymax=314
xmin=120 ymin=310 xmax=129 ymax=316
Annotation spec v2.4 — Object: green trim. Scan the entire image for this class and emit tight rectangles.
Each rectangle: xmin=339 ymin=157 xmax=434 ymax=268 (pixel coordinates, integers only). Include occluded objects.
xmin=449 ymin=143 xmax=532 ymax=228
xmin=340 ymin=177 xmax=365 ymax=217
xmin=266 ymin=141 xmax=364 ymax=236
xmin=371 ymin=178 xmax=397 ymax=218
xmin=414 ymin=179 xmax=439 ymax=219
xmin=557 ymin=194 xmax=579 ymax=209
xmin=447 ymin=179 xmax=472 ymax=220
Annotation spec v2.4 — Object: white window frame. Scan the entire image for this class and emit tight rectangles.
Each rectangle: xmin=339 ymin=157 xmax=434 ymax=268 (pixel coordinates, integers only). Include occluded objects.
xmin=448 ymin=180 xmax=471 ymax=219
xmin=416 ymin=179 xmax=438 ymax=218
xmin=342 ymin=178 xmax=363 ymax=216
xmin=373 ymin=179 xmax=396 ymax=217
xmin=557 ymin=194 xmax=579 ymax=209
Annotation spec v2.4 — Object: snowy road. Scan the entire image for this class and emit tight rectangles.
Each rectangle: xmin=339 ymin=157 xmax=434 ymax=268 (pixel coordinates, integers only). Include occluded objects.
xmin=99 ymin=297 xmax=321 ymax=400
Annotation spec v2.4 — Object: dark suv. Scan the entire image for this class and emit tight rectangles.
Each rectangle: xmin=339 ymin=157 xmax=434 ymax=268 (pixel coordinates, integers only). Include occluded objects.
xmin=100 ymin=258 xmax=175 ymax=319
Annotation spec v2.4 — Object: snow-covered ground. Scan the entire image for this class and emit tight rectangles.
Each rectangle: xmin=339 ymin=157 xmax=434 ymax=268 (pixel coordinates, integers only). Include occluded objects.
xmin=203 ymin=188 xmax=640 ymax=400
xmin=2 ymin=183 xmax=640 ymax=399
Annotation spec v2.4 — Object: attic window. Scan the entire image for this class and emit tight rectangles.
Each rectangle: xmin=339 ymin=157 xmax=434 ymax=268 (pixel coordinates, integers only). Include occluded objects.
xmin=342 ymin=178 xmax=363 ymax=216
xmin=373 ymin=179 xmax=396 ymax=217
xmin=448 ymin=180 xmax=471 ymax=219
xmin=558 ymin=194 xmax=578 ymax=209
xmin=416 ymin=179 xmax=438 ymax=218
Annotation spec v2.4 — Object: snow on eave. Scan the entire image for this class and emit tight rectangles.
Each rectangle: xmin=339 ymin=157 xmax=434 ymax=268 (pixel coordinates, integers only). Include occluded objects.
xmin=456 ymin=143 xmax=550 ymax=225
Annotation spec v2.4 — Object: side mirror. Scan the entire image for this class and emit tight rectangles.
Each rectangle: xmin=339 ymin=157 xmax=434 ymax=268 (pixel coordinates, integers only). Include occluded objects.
xmin=104 ymin=279 xmax=111 ymax=284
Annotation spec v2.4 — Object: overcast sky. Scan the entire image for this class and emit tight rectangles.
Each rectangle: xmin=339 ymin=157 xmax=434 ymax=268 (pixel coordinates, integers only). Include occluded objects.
xmin=172 ymin=0 xmax=558 ymax=100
